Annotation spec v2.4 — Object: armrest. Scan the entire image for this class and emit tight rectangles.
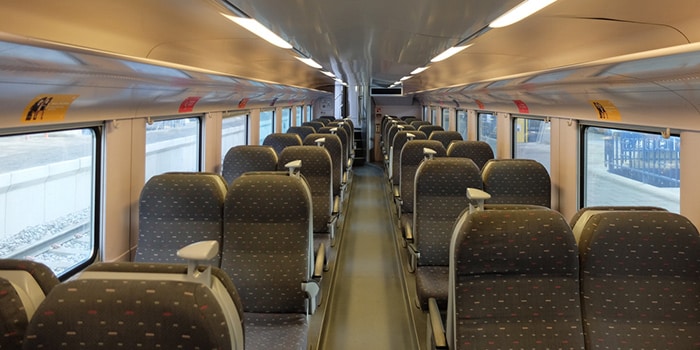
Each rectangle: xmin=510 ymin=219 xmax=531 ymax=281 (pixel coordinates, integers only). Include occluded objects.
xmin=313 ymin=242 xmax=325 ymax=279
xmin=401 ymin=216 xmax=413 ymax=242
xmin=393 ymin=185 xmax=400 ymax=199
xmin=407 ymin=242 xmax=419 ymax=273
xmin=428 ymin=298 xmax=448 ymax=349
xmin=333 ymin=195 xmax=341 ymax=215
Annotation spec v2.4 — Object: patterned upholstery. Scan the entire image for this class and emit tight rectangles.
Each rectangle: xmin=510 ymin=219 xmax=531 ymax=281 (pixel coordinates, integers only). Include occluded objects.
xmin=413 ymin=158 xmax=482 ymax=310
xmin=304 ymin=134 xmax=343 ymax=198
xmin=417 ymin=125 xmax=444 ymax=138
xmin=481 ymin=159 xmax=551 ymax=207
xmin=262 ymin=133 xmax=302 ymax=157
xmin=446 ymin=209 xmax=584 ymax=349
xmin=278 ymin=146 xmax=334 ymax=251
xmin=446 ymin=140 xmax=495 ymax=169
xmin=286 ymin=126 xmax=316 ymax=141
xmin=329 ymin=121 xmax=354 ymax=157
xmin=570 ymin=206 xmax=667 ymax=243
xmin=24 ymin=278 xmax=237 ymax=349
xmin=319 ymin=126 xmax=350 ymax=172
xmin=399 ymin=140 xmax=446 ymax=214
xmin=136 ymin=172 xmax=227 ymax=265
xmin=301 ymin=121 xmax=324 ymax=132
xmin=428 ymin=130 xmax=463 ymax=149
xmin=222 ymin=145 xmax=278 ymax=184
xmin=578 ymin=211 xmax=700 ymax=349
xmin=385 ymin=123 xmax=413 ymax=158
xmin=383 ymin=120 xmax=406 ymax=154
xmin=0 ymin=260 xmax=59 ymax=349
xmin=222 ymin=173 xmax=315 ymax=350
xmin=410 ymin=120 xmax=431 ymax=129
xmin=390 ymin=130 xmax=427 ymax=183
xmin=318 ymin=116 xmax=335 ymax=124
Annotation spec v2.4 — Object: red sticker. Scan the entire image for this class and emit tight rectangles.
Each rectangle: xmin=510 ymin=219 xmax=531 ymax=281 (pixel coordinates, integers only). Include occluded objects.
xmin=179 ymin=97 xmax=201 ymax=113
xmin=514 ymin=100 xmax=529 ymax=114
xmin=238 ymin=98 xmax=250 ymax=109
xmin=475 ymin=100 xmax=485 ymax=109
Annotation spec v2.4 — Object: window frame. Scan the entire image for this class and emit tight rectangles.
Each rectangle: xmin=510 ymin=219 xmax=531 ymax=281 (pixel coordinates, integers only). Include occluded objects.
xmin=512 ymin=115 xmax=551 ymax=173
xmin=145 ymin=115 xmax=203 ymax=182
xmin=477 ymin=111 xmax=497 ymax=157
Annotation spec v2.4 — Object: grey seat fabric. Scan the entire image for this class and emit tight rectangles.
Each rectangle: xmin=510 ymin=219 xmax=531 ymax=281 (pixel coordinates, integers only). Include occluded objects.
xmin=442 ymin=209 xmax=584 ymax=349
xmin=24 ymin=262 xmax=244 ymax=350
xmin=222 ymin=172 xmax=318 ymax=350
xmin=262 ymin=133 xmax=302 ymax=157
xmin=304 ymin=134 xmax=344 ymax=204
xmin=385 ymin=123 xmax=413 ymax=161
xmin=222 ymin=145 xmax=278 ymax=184
xmin=390 ymin=130 xmax=427 ymax=183
xmin=417 ymin=125 xmax=444 ymax=138
xmin=428 ymin=130 xmax=463 ymax=149
xmin=0 ymin=260 xmax=59 ymax=349
xmin=578 ymin=211 xmax=700 ymax=349
xmin=570 ymin=206 xmax=667 ymax=243
xmin=446 ymin=140 xmax=495 ymax=169
xmin=410 ymin=120 xmax=431 ymax=128
xmin=319 ymin=126 xmax=351 ymax=174
xmin=136 ymin=172 xmax=227 ymax=265
xmin=286 ymin=126 xmax=316 ymax=141
xmin=411 ymin=158 xmax=482 ymax=311
xmin=301 ymin=121 xmax=324 ymax=132
xmin=481 ymin=159 xmax=551 ymax=207
xmin=278 ymin=146 xmax=336 ymax=249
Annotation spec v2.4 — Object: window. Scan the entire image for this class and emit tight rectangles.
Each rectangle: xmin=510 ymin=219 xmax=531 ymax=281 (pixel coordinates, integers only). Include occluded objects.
xmin=513 ymin=117 xmax=550 ymax=172
xmin=441 ymin=108 xmax=450 ymax=129
xmin=296 ymin=106 xmax=303 ymax=126
xmin=0 ymin=128 xmax=100 ymax=277
xmin=306 ymin=105 xmax=312 ymax=122
xmin=456 ymin=110 xmax=468 ymax=139
xmin=221 ymin=113 xmax=248 ymax=164
xmin=583 ymin=126 xmax=680 ymax=213
xmin=431 ymin=108 xmax=437 ymax=125
xmin=478 ymin=112 xmax=497 ymax=156
xmin=259 ymin=110 xmax=275 ymax=144
xmin=145 ymin=117 xmax=201 ymax=182
xmin=423 ymin=106 xmax=429 ymax=121
xmin=281 ymin=107 xmax=292 ymax=132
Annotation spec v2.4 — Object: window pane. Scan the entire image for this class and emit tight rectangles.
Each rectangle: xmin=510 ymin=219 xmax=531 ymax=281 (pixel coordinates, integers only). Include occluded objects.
xmin=478 ymin=112 xmax=497 ymax=156
xmin=259 ymin=110 xmax=275 ymax=144
xmin=0 ymin=129 xmax=97 ymax=277
xmin=583 ymin=127 xmax=680 ymax=213
xmin=281 ymin=108 xmax=292 ymax=132
xmin=296 ymin=106 xmax=303 ymax=126
xmin=442 ymin=108 xmax=450 ymax=129
xmin=457 ymin=110 xmax=467 ymax=139
xmin=145 ymin=117 xmax=200 ymax=181
xmin=513 ymin=117 xmax=550 ymax=172
xmin=306 ymin=106 xmax=312 ymax=122
xmin=221 ymin=113 xmax=248 ymax=164
xmin=431 ymin=108 xmax=437 ymax=124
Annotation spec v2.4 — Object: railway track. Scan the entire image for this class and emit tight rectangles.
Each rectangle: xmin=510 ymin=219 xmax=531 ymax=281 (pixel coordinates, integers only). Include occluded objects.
xmin=6 ymin=222 xmax=91 ymax=274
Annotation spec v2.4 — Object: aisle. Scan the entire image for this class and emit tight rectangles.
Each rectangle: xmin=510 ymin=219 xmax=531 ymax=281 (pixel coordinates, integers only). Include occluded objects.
xmin=319 ymin=165 xmax=418 ymax=349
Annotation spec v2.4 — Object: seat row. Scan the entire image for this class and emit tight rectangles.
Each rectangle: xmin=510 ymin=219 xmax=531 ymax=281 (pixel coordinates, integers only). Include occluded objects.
xmin=2 ymin=164 xmax=340 ymax=349
xmin=426 ymin=207 xmax=700 ymax=349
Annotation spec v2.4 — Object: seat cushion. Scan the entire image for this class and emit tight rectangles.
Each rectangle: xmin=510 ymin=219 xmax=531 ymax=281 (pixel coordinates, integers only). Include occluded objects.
xmin=415 ymin=266 xmax=448 ymax=311
xmin=245 ymin=313 xmax=308 ymax=350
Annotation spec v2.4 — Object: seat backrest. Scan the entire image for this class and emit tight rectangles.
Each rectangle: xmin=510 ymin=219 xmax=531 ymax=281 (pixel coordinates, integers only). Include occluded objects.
xmin=578 ymin=211 xmax=700 ymax=349
xmin=302 ymin=121 xmax=325 ymax=132
xmin=390 ymin=130 xmax=427 ymax=182
xmin=446 ymin=140 xmax=495 ymax=169
xmin=25 ymin=262 xmax=244 ymax=350
xmin=428 ymin=130 xmax=463 ymax=149
xmin=319 ymin=126 xmax=349 ymax=170
xmin=222 ymin=172 xmax=313 ymax=314
xmin=417 ymin=125 xmax=444 ymax=138
xmin=318 ymin=116 xmax=335 ymax=124
xmin=286 ymin=126 xmax=316 ymax=141
xmin=570 ymin=206 xmax=667 ymax=242
xmin=447 ymin=209 xmax=584 ymax=349
xmin=278 ymin=146 xmax=333 ymax=234
xmin=383 ymin=120 xmax=407 ymax=153
xmin=410 ymin=120 xmax=431 ymax=128
xmin=399 ymin=140 xmax=446 ymax=213
xmin=0 ymin=259 xmax=59 ymax=349
xmin=136 ymin=172 xmax=227 ymax=264
xmin=262 ymin=133 xmax=302 ymax=157
xmin=304 ymin=134 xmax=343 ymax=197
xmin=222 ymin=145 xmax=278 ymax=184
xmin=481 ymin=159 xmax=551 ymax=207
xmin=414 ymin=158 xmax=482 ymax=267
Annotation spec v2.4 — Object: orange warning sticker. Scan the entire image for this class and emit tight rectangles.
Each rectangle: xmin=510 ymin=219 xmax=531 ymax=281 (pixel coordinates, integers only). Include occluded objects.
xmin=22 ymin=95 xmax=79 ymax=123
xmin=179 ymin=96 xmax=201 ymax=113
xmin=590 ymin=100 xmax=621 ymax=121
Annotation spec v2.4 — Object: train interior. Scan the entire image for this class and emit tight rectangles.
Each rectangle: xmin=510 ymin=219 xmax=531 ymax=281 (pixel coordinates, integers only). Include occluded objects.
xmin=0 ymin=0 xmax=699 ymax=349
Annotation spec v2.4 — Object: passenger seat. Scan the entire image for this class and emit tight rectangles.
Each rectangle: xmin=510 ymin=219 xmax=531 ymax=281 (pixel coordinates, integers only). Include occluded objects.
xmin=481 ymin=159 xmax=551 ymax=207
xmin=222 ymin=145 xmax=278 ymax=184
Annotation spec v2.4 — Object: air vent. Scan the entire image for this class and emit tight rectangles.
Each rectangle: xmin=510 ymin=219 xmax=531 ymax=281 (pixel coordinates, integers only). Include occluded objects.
xmin=370 ymin=87 xmax=403 ymax=96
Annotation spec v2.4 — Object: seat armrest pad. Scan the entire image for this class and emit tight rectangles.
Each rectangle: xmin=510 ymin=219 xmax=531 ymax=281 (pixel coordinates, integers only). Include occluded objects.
xmin=428 ymin=298 xmax=448 ymax=349
xmin=313 ymin=243 xmax=325 ymax=279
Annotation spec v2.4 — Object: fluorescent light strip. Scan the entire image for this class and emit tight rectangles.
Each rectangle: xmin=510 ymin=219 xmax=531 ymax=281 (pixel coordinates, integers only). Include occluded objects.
xmin=410 ymin=66 xmax=430 ymax=75
xmin=430 ymin=45 xmax=471 ymax=62
xmin=296 ymin=56 xmax=323 ymax=69
xmin=222 ymin=14 xmax=293 ymax=49
xmin=321 ymin=71 xmax=336 ymax=78
xmin=489 ymin=0 xmax=557 ymax=28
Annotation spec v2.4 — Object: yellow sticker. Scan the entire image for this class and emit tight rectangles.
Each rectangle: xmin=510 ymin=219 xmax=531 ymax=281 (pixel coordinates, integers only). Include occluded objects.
xmin=22 ymin=95 xmax=79 ymax=123
xmin=590 ymin=100 xmax=621 ymax=121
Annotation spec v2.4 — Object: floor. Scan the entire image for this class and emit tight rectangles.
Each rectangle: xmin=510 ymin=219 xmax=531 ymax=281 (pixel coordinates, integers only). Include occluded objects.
xmin=318 ymin=164 xmax=419 ymax=350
